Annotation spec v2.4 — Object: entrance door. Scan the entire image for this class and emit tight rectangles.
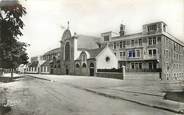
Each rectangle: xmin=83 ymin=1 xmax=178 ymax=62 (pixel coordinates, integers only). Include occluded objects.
xmin=66 ymin=69 xmax=69 ymax=75
xmin=66 ymin=65 xmax=69 ymax=75
xmin=90 ymin=63 xmax=94 ymax=76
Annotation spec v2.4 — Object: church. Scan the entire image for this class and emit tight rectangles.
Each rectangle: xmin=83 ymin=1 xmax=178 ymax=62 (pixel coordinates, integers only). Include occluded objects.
xmin=34 ymin=26 xmax=118 ymax=76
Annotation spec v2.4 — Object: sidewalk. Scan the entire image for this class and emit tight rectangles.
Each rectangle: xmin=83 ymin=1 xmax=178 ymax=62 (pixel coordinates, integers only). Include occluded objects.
xmin=27 ymin=74 xmax=184 ymax=114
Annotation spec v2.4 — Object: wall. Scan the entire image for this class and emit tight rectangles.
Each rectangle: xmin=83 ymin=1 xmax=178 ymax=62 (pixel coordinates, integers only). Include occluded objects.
xmin=96 ymin=72 xmax=124 ymax=79
xmin=96 ymin=47 xmax=118 ymax=69
xmin=161 ymin=35 xmax=184 ymax=80
xmin=124 ymin=72 xmax=160 ymax=80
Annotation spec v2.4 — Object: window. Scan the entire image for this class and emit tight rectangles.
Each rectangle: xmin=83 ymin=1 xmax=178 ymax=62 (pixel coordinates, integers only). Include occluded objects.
xmin=153 ymin=49 xmax=156 ymax=56
xmin=148 ymin=24 xmax=157 ymax=32
xmin=120 ymin=41 xmax=122 ymax=48
xmin=132 ymin=50 xmax=135 ymax=57
xmin=65 ymin=42 xmax=70 ymax=61
xmin=149 ymin=50 xmax=152 ymax=56
xmin=149 ymin=38 xmax=152 ymax=45
xmin=104 ymin=35 xmax=109 ymax=41
xmin=163 ymin=25 xmax=166 ymax=32
xmin=82 ymin=63 xmax=86 ymax=68
xmin=128 ymin=50 xmax=136 ymax=58
xmin=131 ymin=63 xmax=134 ymax=69
xmin=157 ymin=36 xmax=161 ymax=42
xmin=153 ymin=62 xmax=157 ymax=69
xmin=128 ymin=51 xmax=132 ymax=57
xmin=105 ymin=56 xmax=110 ymax=62
xmin=153 ymin=37 xmax=156 ymax=44
xmin=139 ymin=63 xmax=142 ymax=69
xmin=123 ymin=41 xmax=126 ymax=48
xmin=82 ymin=54 xmax=86 ymax=62
xmin=123 ymin=52 xmax=125 ymax=56
xmin=58 ymin=64 xmax=61 ymax=68
xmin=139 ymin=39 xmax=142 ymax=46
xmin=76 ymin=63 xmax=80 ymax=68
xmin=114 ymin=42 xmax=116 ymax=49
xmin=131 ymin=40 xmax=134 ymax=46
xmin=120 ymin=52 xmax=122 ymax=57
xmin=149 ymin=63 xmax=152 ymax=70
xmin=136 ymin=50 xmax=140 ymax=57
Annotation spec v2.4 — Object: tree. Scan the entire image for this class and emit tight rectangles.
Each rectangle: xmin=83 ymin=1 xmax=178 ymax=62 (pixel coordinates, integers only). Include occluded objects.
xmin=0 ymin=0 xmax=28 ymax=78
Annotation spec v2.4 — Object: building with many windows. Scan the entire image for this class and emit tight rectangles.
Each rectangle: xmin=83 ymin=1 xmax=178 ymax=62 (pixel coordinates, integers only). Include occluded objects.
xmin=26 ymin=21 xmax=184 ymax=80
xmin=101 ymin=21 xmax=184 ymax=80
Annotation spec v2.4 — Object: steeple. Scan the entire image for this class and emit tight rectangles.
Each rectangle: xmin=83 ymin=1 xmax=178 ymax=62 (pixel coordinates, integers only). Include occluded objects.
xmin=67 ymin=21 xmax=70 ymax=29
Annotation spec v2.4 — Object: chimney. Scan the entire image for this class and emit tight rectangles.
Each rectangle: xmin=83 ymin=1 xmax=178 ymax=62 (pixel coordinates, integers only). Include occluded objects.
xmin=119 ymin=24 xmax=125 ymax=36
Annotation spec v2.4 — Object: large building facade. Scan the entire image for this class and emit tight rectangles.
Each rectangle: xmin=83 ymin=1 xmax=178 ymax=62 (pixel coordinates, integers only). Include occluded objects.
xmin=26 ymin=21 xmax=184 ymax=80
xmin=101 ymin=21 xmax=184 ymax=80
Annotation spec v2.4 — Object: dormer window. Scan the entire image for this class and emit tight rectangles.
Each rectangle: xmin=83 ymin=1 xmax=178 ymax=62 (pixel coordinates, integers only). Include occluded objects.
xmin=148 ymin=24 xmax=157 ymax=32
xmin=104 ymin=35 xmax=110 ymax=41
xmin=163 ymin=24 xmax=166 ymax=32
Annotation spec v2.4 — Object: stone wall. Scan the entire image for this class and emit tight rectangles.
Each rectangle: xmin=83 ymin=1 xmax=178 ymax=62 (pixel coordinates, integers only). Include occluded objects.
xmin=96 ymin=72 xmax=124 ymax=80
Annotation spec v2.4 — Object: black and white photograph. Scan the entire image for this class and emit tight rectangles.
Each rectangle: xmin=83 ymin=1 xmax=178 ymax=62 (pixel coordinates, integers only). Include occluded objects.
xmin=0 ymin=0 xmax=184 ymax=115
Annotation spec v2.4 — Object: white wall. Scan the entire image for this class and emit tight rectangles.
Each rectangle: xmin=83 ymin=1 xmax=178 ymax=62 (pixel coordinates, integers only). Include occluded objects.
xmin=96 ymin=46 xmax=118 ymax=69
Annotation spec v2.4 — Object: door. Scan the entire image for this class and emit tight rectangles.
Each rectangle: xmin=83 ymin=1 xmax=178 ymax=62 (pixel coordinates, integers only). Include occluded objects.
xmin=66 ymin=65 xmax=69 ymax=75
xmin=90 ymin=63 xmax=94 ymax=76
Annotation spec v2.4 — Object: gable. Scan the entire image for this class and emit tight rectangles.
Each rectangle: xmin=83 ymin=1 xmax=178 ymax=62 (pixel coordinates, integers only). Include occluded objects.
xmin=95 ymin=46 xmax=118 ymax=69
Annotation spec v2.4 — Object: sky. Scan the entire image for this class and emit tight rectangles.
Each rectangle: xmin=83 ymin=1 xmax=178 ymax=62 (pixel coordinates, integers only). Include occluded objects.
xmin=18 ymin=0 xmax=184 ymax=57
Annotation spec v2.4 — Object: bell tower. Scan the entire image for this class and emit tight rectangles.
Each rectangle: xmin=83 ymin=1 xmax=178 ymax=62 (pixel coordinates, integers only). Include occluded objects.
xmin=60 ymin=21 xmax=76 ymax=75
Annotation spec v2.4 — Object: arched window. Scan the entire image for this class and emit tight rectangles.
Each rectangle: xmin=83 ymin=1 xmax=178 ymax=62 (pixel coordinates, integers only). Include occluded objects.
xmin=82 ymin=63 xmax=86 ymax=68
xmin=81 ymin=53 xmax=86 ymax=62
xmin=65 ymin=42 xmax=70 ymax=61
xmin=75 ymin=63 xmax=80 ymax=68
xmin=105 ymin=56 xmax=110 ymax=62
xmin=90 ymin=63 xmax=94 ymax=68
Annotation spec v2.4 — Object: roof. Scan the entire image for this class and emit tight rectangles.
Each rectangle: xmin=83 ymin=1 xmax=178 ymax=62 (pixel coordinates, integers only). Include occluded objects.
xmin=29 ymin=61 xmax=38 ymax=67
xmin=111 ymin=32 xmax=184 ymax=46
xmin=86 ymin=47 xmax=105 ymax=58
xmin=111 ymin=32 xmax=143 ymax=41
xmin=41 ymin=60 xmax=51 ymax=66
xmin=43 ymin=48 xmax=60 ymax=55
xmin=77 ymin=34 xmax=103 ymax=49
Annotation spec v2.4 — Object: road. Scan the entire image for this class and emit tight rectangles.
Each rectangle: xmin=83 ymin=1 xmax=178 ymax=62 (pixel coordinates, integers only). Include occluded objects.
xmin=1 ymin=75 xmax=177 ymax=115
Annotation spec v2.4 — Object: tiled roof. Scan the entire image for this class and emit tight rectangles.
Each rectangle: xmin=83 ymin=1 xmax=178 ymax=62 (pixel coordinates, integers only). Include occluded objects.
xmin=77 ymin=34 xmax=103 ymax=49
xmin=86 ymin=47 xmax=105 ymax=58
xmin=43 ymin=34 xmax=103 ymax=56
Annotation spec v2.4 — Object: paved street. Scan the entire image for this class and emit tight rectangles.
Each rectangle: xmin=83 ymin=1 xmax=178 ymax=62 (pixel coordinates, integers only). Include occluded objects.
xmin=0 ymin=75 xmax=182 ymax=115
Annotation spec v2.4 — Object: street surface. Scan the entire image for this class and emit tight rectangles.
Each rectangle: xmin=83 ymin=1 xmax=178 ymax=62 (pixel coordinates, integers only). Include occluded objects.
xmin=0 ymin=75 xmax=181 ymax=115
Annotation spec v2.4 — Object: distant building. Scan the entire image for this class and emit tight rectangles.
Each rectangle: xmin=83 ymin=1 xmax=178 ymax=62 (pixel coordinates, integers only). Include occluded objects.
xmin=101 ymin=21 xmax=184 ymax=80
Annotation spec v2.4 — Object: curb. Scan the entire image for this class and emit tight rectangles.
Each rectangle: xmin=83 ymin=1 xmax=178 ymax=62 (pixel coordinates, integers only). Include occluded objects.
xmin=84 ymin=88 xmax=184 ymax=114
xmin=26 ymin=75 xmax=51 ymax=82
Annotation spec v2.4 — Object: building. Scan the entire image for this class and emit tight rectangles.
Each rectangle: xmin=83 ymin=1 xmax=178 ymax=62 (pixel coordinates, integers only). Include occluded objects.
xmin=25 ymin=56 xmax=46 ymax=74
xmin=51 ymin=30 xmax=118 ymax=76
xmin=26 ymin=29 xmax=118 ymax=76
xmin=26 ymin=21 xmax=184 ymax=80
xmin=101 ymin=21 xmax=184 ymax=80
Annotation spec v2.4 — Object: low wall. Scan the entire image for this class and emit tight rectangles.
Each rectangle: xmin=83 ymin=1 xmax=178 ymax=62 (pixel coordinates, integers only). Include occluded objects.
xmin=124 ymin=72 xmax=160 ymax=80
xmin=96 ymin=72 xmax=123 ymax=80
